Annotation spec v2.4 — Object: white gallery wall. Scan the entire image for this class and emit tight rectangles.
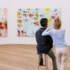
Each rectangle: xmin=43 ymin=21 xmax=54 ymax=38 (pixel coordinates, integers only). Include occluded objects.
xmin=0 ymin=0 xmax=70 ymax=45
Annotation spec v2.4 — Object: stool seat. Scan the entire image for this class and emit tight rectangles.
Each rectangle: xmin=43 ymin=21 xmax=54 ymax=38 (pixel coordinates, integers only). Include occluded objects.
xmin=37 ymin=54 xmax=48 ymax=70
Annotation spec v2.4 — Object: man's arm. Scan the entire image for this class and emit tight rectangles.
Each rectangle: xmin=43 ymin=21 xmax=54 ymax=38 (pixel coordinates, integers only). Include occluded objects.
xmin=35 ymin=31 xmax=38 ymax=44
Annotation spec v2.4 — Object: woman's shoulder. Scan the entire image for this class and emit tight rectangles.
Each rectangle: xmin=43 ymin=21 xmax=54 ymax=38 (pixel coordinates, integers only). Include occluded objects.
xmin=51 ymin=29 xmax=65 ymax=33
xmin=53 ymin=28 xmax=65 ymax=31
xmin=61 ymin=29 xmax=65 ymax=31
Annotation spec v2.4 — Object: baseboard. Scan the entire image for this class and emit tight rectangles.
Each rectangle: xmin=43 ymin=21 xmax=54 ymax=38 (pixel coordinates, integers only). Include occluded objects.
xmin=0 ymin=44 xmax=36 ymax=46
xmin=0 ymin=44 xmax=69 ymax=47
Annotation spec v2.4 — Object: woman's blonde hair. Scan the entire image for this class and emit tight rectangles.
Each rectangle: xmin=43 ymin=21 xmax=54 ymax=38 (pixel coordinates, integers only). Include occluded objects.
xmin=54 ymin=17 xmax=62 ymax=29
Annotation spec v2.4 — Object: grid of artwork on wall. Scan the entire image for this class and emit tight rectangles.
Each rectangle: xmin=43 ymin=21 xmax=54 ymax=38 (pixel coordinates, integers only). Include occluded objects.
xmin=17 ymin=8 xmax=61 ymax=37
xmin=0 ymin=8 xmax=7 ymax=37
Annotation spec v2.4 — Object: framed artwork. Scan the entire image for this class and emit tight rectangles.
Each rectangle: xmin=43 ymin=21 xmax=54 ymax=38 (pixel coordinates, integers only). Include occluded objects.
xmin=17 ymin=8 xmax=61 ymax=36
xmin=0 ymin=8 xmax=7 ymax=37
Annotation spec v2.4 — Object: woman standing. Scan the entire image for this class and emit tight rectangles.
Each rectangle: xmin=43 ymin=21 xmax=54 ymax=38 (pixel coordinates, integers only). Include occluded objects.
xmin=42 ymin=18 xmax=68 ymax=70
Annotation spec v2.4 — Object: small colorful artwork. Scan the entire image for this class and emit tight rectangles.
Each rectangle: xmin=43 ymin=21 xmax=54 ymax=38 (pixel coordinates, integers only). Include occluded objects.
xmin=17 ymin=8 xmax=61 ymax=36
xmin=0 ymin=8 xmax=7 ymax=37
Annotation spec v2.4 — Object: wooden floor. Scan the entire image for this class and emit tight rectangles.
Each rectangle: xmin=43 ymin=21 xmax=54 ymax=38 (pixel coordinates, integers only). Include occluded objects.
xmin=0 ymin=44 xmax=70 ymax=70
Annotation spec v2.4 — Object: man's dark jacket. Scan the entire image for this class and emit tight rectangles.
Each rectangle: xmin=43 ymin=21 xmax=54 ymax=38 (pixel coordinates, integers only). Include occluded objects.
xmin=35 ymin=28 xmax=53 ymax=54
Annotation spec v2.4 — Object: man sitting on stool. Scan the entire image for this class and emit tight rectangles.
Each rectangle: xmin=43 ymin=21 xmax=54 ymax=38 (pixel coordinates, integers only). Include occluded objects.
xmin=35 ymin=18 xmax=57 ymax=70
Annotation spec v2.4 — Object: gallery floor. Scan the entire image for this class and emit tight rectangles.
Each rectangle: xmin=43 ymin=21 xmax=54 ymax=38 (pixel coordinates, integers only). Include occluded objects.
xmin=0 ymin=44 xmax=70 ymax=70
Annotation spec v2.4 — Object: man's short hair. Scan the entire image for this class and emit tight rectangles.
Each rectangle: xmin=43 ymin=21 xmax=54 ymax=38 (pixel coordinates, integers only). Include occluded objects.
xmin=40 ymin=18 xmax=48 ymax=27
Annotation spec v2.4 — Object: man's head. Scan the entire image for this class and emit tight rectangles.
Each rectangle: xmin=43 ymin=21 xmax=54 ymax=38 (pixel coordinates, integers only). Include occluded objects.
xmin=40 ymin=18 xmax=48 ymax=28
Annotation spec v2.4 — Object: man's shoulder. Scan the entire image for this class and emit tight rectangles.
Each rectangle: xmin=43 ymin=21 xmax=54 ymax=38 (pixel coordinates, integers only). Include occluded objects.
xmin=36 ymin=28 xmax=40 ymax=33
xmin=35 ymin=29 xmax=40 ymax=36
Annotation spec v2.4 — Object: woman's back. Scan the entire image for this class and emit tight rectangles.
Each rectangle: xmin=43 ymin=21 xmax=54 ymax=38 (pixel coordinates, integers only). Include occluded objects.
xmin=51 ymin=29 xmax=67 ymax=48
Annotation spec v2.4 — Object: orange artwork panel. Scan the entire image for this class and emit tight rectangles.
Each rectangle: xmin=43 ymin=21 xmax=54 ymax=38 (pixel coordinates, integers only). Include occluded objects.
xmin=0 ymin=8 xmax=7 ymax=37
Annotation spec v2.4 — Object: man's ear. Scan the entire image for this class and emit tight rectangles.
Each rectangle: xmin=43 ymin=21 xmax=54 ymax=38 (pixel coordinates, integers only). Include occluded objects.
xmin=45 ymin=25 xmax=47 ymax=27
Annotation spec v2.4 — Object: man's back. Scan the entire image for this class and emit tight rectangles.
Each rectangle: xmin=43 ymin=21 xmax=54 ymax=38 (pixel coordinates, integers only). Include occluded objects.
xmin=35 ymin=28 xmax=53 ymax=54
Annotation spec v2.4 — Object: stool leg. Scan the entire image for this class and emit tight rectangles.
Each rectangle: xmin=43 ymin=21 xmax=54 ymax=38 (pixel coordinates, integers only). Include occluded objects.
xmin=45 ymin=54 xmax=48 ymax=70
xmin=37 ymin=55 xmax=39 ymax=70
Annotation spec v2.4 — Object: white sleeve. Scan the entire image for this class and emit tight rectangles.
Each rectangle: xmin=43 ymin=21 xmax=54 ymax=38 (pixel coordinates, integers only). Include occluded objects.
xmin=42 ymin=29 xmax=52 ymax=36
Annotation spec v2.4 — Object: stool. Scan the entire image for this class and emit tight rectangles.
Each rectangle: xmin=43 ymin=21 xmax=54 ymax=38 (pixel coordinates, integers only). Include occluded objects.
xmin=37 ymin=54 xmax=48 ymax=70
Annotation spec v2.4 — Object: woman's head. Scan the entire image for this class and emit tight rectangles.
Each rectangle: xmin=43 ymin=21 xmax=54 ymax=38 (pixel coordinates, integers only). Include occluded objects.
xmin=54 ymin=18 xmax=62 ymax=29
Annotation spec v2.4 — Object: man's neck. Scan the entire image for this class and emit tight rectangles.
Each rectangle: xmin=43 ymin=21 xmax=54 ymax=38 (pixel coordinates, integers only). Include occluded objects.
xmin=41 ymin=26 xmax=47 ymax=28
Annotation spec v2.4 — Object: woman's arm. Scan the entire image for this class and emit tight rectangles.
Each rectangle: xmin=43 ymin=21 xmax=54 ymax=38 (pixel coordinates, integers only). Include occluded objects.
xmin=42 ymin=29 xmax=52 ymax=36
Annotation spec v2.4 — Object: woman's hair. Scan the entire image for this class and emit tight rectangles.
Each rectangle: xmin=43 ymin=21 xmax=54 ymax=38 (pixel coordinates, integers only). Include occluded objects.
xmin=54 ymin=17 xmax=62 ymax=29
